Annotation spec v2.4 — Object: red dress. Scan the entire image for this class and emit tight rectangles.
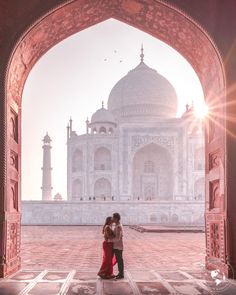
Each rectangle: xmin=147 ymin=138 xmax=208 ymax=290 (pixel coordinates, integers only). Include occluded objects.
xmin=98 ymin=226 xmax=116 ymax=279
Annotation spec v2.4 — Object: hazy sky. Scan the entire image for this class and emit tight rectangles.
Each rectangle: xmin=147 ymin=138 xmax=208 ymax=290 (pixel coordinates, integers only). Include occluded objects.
xmin=22 ymin=18 xmax=204 ymax=200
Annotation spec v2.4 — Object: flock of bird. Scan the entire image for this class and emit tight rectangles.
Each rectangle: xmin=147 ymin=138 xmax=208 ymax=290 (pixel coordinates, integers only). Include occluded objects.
xmin=103 ymin=50 xmax=123 ymax=63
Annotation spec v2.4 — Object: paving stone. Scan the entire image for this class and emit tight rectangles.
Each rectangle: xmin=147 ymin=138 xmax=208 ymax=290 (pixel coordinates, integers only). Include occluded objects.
xmin=188 ymin=271 xmax=213 ymax=281
xmin=158 ymin=271 xmax=189 ymax=281
xmin=0 ymin=282 xmax=27 ymax=294
xmin=129 ymin=270 xmax=158 ymax=281
xmin=42 ymin=271 xmax=69 ymax=281
xmin=67 ymin=282 xmax=96 ymax=295
xmin=103 ymin=281 xmax=134 ymax=295
xmin=170 ymin=282 xmax=210 ymax=294
xmin=10 ymin=271 xmax=41 ymax=281
xmin=73 ymin=271 xmax=98 ymax=281
xmin=28 ymin=282 xmax=62 ymax=294
xmin=137 ymin=282 xmax=170 ymax=294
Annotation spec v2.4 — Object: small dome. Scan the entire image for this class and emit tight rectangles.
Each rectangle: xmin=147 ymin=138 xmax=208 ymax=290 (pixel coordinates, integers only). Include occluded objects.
xmin=108 ymin=56 xmax=178 ymax=119
xmin=91 ymin=106 xmax=116 ymax=124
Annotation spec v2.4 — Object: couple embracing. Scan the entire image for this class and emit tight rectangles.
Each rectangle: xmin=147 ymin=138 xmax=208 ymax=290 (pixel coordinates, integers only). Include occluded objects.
xmin=98 ymin=212 xmax=124 ymax=280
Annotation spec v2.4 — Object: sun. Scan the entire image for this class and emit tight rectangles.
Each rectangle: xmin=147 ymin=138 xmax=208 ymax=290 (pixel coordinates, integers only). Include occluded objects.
xmin=194 ymin=103 xmax=209 ymax=119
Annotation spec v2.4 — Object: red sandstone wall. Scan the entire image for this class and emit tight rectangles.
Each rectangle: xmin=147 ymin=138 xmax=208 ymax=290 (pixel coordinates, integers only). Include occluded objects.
xmin=0 ymin=0 xmax=236 ymax=277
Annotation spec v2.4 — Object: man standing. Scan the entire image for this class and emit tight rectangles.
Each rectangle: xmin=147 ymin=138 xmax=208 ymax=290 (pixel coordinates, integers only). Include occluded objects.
xmin=112 ymin=212 xmax=124 ymax=279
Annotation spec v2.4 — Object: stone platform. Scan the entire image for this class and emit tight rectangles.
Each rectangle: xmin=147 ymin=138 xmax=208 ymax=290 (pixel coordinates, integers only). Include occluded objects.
xmin=21 ymin=201 xmax=204 ymax=226
xmin=129 ymin=225 xmax=205 ymax=233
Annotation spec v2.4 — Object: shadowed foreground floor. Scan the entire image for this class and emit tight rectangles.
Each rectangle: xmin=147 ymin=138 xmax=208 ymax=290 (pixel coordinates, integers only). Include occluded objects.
xmin=0 ymin=226 xmax=236 ymax=294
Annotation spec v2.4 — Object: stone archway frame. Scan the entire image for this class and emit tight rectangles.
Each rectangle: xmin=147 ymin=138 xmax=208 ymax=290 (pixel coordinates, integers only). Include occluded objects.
xmin=94 ymin=146 xmax=112 ymax=171
xmin=131 ymin=142 xmax=174 ymax=199
xmin=1 ymin=0 xmax=227 ymax=278
xmin=94 ymin=177 xmax=112 ymax=199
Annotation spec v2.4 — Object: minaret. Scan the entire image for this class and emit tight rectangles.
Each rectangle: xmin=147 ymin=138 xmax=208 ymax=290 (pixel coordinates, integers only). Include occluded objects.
xmin=67 ymin=123 xmax=70 ymax=141
xmin=86 ymin=117 xmax=89 ymax=134
xmin=69 ymin=117 xmax=73 ymax=136
xmin=41 ymin=133 xmax=52 ymax=200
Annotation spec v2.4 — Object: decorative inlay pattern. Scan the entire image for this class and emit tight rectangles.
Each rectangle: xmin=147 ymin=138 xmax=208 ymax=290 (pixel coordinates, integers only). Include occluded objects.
xmin=205 ymin=216 xmax=226 ymax=267
xmin=206 ymin=214 xmax=223 ymax=221
xmin=209 ymin=180 xmax=220 ymax=210
xmin=10 ymin=180 xmax=18 ymax=211
xmin=10 ymin=150 xmax=18 ymax=171
xmin=7 ymin=223 xmax=18 ymax=260
xmin=131 ymin=135 xmax=175 ymax=153
xmin=9 ymin=109 xmax=18 ymax=143
xmin=210 ymin=223 xmax=220 ymax=258
xmin=209 ymin=150 xmax=220 ymax=170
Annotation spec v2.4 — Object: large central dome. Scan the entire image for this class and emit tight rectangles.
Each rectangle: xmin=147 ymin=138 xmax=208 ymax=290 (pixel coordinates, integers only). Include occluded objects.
xmin=107 ymin=50 xmax=178 ymax=120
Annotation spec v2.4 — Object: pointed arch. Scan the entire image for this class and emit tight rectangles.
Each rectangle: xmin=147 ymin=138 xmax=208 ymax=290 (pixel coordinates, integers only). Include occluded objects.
xmin=94 ymin=147 xmax=111 ymax=171
xmin=72 ymin=149 xmax=83 ymax=172
xmin=94 ymin=178 xmax=111 ymax=200
xmin=72 ymin=179 xmax=83 ymax=200
xmin=132 ymin=143 xmax=173 ymax=200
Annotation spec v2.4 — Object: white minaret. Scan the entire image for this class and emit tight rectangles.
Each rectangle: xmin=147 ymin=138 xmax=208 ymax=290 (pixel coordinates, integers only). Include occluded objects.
xmin=41 ymin=133 xmax=52 ymax=200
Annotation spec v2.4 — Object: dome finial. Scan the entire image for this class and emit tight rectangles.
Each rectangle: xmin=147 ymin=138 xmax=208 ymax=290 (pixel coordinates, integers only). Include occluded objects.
xmin=140 ymin=44 xmax=144 ymax=63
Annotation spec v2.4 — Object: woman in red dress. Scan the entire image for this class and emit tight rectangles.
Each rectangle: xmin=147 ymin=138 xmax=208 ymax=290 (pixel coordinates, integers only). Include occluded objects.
xmin=98 ymin=216 xmax=116 ymax=279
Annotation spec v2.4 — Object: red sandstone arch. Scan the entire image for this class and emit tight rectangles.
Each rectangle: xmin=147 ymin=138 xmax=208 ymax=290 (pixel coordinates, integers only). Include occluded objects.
xmin=1 ymin=0 xmax=228 ymax=278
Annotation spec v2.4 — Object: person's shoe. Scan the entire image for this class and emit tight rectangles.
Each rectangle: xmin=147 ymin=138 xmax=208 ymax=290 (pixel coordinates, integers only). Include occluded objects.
xmin=115 ymin=274 xmax=124 ymax=279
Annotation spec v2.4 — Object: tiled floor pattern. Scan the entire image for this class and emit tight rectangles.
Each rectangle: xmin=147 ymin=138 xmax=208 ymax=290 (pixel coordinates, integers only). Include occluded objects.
xmin=2 ymin=268 xmax=236 ymax=294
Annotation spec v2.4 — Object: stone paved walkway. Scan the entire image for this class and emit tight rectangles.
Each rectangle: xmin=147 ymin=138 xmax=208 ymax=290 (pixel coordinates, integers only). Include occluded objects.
xmin=21 ymin=226 xmax=205 ymax=270
xmin=1 ymin=226 xmax=236 ymax=294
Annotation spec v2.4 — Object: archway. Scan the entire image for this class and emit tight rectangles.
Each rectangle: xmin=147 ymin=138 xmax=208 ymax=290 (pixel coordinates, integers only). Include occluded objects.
xmin=132 ymin=143 xmax=173 ymax=200
xmin=72 ymin=179 xmax=83 ymax=201
xmin=72 ymin=149 xmax=83 ymax=172
xmin=94 ymin=178 xmax=112 ymax=200
xmin=94 ymin=147 xmax=111 ymax=171
xmin=0 ymin=0 xmax=227 ymax=278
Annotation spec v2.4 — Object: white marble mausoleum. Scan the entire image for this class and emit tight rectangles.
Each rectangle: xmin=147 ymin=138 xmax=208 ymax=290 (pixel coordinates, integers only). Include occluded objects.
xmin=22 ymin=49 xmax=205 ymax=226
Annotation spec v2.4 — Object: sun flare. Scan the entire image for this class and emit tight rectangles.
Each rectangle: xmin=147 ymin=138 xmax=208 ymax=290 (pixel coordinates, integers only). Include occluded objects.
xmin=194 ymin=103 xmax=209 ymax=119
